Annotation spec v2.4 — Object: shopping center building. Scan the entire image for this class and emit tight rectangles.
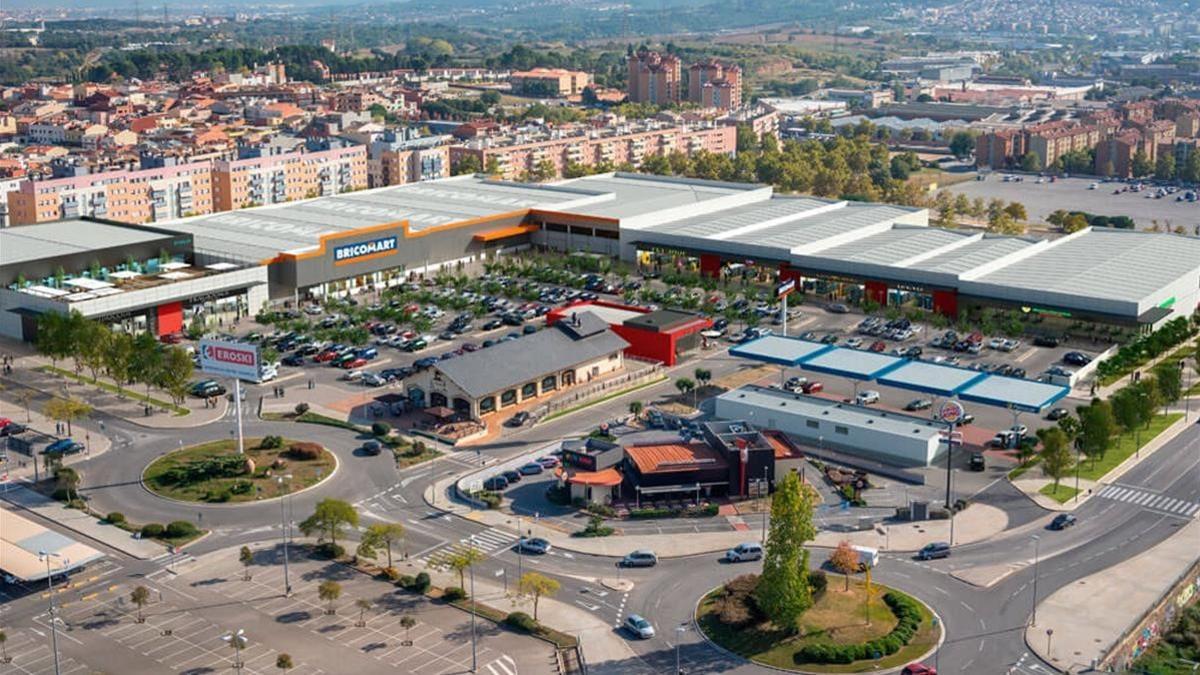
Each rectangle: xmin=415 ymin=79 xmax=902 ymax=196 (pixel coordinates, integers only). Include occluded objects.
xmin=4 ymin=171 xmax=1199 ymax=341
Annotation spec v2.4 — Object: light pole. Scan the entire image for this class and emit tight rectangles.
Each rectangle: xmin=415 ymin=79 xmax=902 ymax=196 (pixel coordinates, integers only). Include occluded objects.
xmin=675 ymin=622 xmax=688 ymax=675
xmin=469 ymin=563 xmax=477 ymax=673
xmin=516 ymin=514 xmax=523 ymax=581
xmin=221 ymin=629 xmax=247 ymax=675
xmin=277 ymin=474 xmax=293 ymax=596
xmin=38 ymin=551 xmax=66 ymax=675
xmin=1031 ymin=535 xmax=1041 ymax=627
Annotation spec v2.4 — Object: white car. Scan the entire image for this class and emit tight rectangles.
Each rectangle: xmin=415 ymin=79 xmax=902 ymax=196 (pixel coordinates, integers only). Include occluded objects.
xmin=725 ymin=542 xmax=764 ymax=562
xmin=341 ymin=370 xmax=366 ymax=382
xmin=844 ymin=337 xmax=864 ymax=349
xmin=623 ymin=614 xmax=655 ymax=639
xmin=855 ymin=390 xmax=881 ymax=405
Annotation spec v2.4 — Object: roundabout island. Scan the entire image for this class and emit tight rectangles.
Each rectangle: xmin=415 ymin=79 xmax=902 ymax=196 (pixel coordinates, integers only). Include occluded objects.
xmin=142 ymin=436 xmax=336 ymax=504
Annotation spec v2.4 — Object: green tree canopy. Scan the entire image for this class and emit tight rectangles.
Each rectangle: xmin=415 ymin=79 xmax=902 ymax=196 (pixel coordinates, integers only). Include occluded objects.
xmin=754 ymin=471 xmax=818 ymax=632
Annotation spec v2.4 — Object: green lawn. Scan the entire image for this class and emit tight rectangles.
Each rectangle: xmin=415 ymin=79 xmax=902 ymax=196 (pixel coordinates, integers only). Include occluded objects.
xmin=1038 ymin=483 xmax=1081 ymax=504
xmin=1075 ymin=413 xmax=1183 ymax=481
xmin=143 ymin=438 xmax=334 ymax=503
xmin=395 ymin=444 xmax=441 ymax=469
xmin=697 ymin=581 xmax=938 ymax=673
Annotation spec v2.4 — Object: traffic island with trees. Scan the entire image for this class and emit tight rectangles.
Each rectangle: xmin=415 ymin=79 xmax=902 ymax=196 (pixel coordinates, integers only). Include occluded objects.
xmin=695 ymin=472 xmax=940 ymax=671
xmin=142 ymin=436 xmax=335 ymax=504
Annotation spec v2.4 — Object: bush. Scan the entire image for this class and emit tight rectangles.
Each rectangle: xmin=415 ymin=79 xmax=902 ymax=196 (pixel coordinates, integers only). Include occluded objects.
xmin=286 ymin=442 xmax=322 ymax=461
xmin=412 ymin=572 xmax=431 ymax=593
xmin=442 ymin=586 xmax=467 ymax=602
xmin=545 ymin=484 xmax=571 ymax=505
xmin=808 ymin=570 xmax=828 ymax=598
xmin=105 ymin=512 xmax=126 ymax=525
xmin=504 ymin=611 xmax=539 ymax=633
xmin=314 ymin=542 xmax=344 ymax=559
xmin=206 ymin=489 xmax=231 ymax=503
xmin=381 ymin=567 xmax=400 ymax=581
xmin=165 ymin=520 xmax=198 ymax=539
xmin=791 ymin=590 xmax=926 ymax=665
xmin=584 ymin=503 xmax=617 ymax=518
xmin=396 ymin=574 xmax=415 ymax=589
xmin=141 ymin=523 xmax=165 ymax=538
xmin=371 ymin=422 xmax=391 ymax=437
xmin=294 ymin=403 xmax=310 ymax=415
xmin=474 ymin=491 xmax=502 ymax=510
xmin=573 ymin=515 xmax=614 ymax=538
xmin=230 ymin=480 xmax=253 ymax=495
xmin=260 ymin=435 xmax=284 ymax=449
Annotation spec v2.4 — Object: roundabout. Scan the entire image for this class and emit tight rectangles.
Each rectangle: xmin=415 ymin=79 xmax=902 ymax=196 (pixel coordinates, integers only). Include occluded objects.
xmin=141 ymin=436 xmax=336 ymax=504
xmin=695 ymin=573 xmax=941 ymax=673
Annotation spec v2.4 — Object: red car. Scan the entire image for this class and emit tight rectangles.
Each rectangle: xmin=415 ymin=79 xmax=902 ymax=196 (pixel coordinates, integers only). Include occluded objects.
xmin=0 ymin=417 xmax=12 ymax=430
xmin=869 ymin=340 xmax=887 ymax=352
xmin=313 ymin=351 xmax=338 ymax=363
xmin=801 ymin=381 xmax=824 ymax=394
xmin=340 ymin=357 xmax=368 ymax=369
xmin=901 ymin=664 xmax=935 ymax=675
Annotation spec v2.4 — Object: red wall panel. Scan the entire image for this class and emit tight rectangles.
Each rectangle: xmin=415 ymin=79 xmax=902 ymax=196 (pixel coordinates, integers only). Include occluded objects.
xmin=156 ymin=301 xmax=183 ymax=336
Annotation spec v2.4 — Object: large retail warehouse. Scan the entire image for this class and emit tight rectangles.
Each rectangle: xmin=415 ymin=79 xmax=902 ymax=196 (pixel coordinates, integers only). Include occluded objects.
xmin=3 ymin=172 xmax=1199 ymax=341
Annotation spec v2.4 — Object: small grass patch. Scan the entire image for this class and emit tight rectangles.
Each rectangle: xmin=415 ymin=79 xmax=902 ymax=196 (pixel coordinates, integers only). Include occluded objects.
xmin=446 ymin=595 xmax=578 ymax=649
xmin=39 ymin=365 xmax=189 ymax=415
xmin=143 ymin=437 xmax=334 ymax=503
xmin=541 ymin=374 xmax=668 ymax=422
xmin=394 ymin=443 xmax=441 ymax=469
xmin=1039 ymin=483 xmax=1081 ymax=504
xmin=1008 ymin=458 xmax=1039 ymax=480
xmin=296 ymin=411 xmax=367 ymax=432
xmin=697 ymin=580 xmax=938 ymax=673
xmin=1075 ymin=413 xmax=1182 ymax=481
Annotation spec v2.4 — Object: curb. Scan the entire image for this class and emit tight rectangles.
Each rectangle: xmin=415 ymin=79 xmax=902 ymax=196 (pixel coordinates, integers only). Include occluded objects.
xmin=689 ymin=583 xmax=946 ymax=675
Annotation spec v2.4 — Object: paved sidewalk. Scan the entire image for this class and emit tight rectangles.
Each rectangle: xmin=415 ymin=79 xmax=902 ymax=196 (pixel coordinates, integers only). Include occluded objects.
xmin=0 ymin=397 xmax=112 ymax=481
xmin=0 ymin=483 xmax=166 ymax=559
xmin=1026 ymin=517 xmax=1200 ymax=673
xmin=1009 ymin=405 xmax=1194 ymax=512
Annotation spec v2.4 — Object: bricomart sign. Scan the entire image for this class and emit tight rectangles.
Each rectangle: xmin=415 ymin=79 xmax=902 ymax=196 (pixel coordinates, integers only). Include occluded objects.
xmin=333 ymin=236 xmax=398 ymax=266
xmin=199 ymin=339 xmax=260 ymax=380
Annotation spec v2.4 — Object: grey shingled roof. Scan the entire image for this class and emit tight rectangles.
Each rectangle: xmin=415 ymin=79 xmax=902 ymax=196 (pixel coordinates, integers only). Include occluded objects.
xmin=434 ymin=314 xmax=629 ymax=398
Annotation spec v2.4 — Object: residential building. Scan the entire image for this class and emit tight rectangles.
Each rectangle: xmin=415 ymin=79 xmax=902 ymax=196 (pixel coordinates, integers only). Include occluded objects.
xmin=1095 ymin=129 xmax=1152 ymax=177
xmin=975 ymin=129 xmax=1026 ymax=169
xmin=627 ymin=49 xmax=682 ymax=105
xmin=688 ymin=60 xmax=742 ymax=110
xmin=212 ymin=142 xmax=366 ymax=210
xmin=1025 ymin=122 xmax=1101 ymax=169
xmin=366 ymin=128 xmax=451 ymax=187
xmin=509 ymin=68 xmax=591 ymax=97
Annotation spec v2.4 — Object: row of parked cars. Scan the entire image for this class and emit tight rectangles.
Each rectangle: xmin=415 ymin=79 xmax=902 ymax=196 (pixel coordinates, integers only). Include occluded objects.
xmin=856 ymin=317 xmax=916 ymax=341
xmin=480 ymin=455 xmax=561 ymax=491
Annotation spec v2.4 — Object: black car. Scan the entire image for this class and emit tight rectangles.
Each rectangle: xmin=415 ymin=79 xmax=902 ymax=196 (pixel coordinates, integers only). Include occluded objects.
xmin=482 ymin=319 xmax=503 ymax=330
xmin=1033 ymin=335 xmax=1061 ymax=348
xmin=361 ymin=440 xmax=382 ymax=456
xmin=0 ymin=422 xmax=27 ymax=437
xmin=483 ymin=476 xmax=509 ymax=491
xmin=968 ymin=452 xmax=986 ymax=471
xmin=522 ymin=324 xmax=538 ymax=335
xmin=1045 ymin=407 xmax=1069 ymax=421
xmin=1049 ymin=514 xmax=1077 ymax=530
xmin=1062 ymin=351 xmax=1091 ymax=366
xmin=502 ymin=470 xmax=522 ymax=484
xmin=506 ymin=411 xmax=531 ymax=427
xmin=281 ymin=354 xmax=306 ymax=367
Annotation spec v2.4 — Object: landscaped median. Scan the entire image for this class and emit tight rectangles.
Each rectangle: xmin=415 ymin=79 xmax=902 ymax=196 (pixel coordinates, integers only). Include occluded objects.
xmin=142 ymin=436 xmax=335 ymax=503
xmin=696 ymin=572 xmax=940 ymax=672
xmin=39 ymin=364 xmax=190 ymax=416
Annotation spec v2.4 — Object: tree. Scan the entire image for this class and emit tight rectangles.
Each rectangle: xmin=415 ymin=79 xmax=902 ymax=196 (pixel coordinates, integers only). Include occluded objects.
xmin=78 ymin=321 xmax=110 ymax=383
xmin=1037 ymin=427 xmax=1072 ymax=489
xmin=452 ymin=154 xmax=482 ymax=176
xmin=399 ymin=615 xmax=417 ymax=643
xmin=1184 ymin=150 xmax=1200 ymax=183
xmin=130 ymin=585 xmax=150 ymax=623
xmin=1003 ymin=201 xmax=1028 ymax=222
xmin=357 ymin=522 xmax=405 ymax=569
xmin=948 ymin=131 xmax=975 ymax=160
xmin=0 ymin=629 xmax=7 ymax=663
xmin=1132 ymin=149 xmax=1153 ymax=178
xmin=1062 ymin=213 xmax=1089 ymax=233
xmin=432 ymin=546 xmax=484 ymax=591
xmin=735 ymin=125 xmax=758 ymax=153
xmin=1153 ymin=362 xmax=1182 ymax=410
xmin=628 ymin=400 xmax=644 ymax=418
xmin=55 ymin=466 xmax=81 ymax=503
xmin=157 ymin=347 xmax=194 ymax=405
xmin=755 ymin=471 xmax=818 ymax=632
xmin=1111 ymin=388 xmax=1142 ymax=433
xmin=1155 ymin=152 xmax=1176 ymax=181
xmin=693 ymin=368 xmax=712 ymax=389
xmin=1019 ymin=151 xmax=1041 ymax=172
xmin=479 ymin=90 xmax=501 ymax=107
xmin=13 ymin=389 xmax=34 ymax=423
xmin=1077 ymin=399 xmax=1116 ymax=466
xmin=484 ymin=156 xmax=503 ymax=177
xmin=318 ymin=580 xmax=342 ymax=614
xmin=43 ymin=396 xmax=92 ymax=437
xmin=516 ymin=572 xmax=560 ymax=620
xmin=675 ymin=377 xmax=696 ymax=406
xmin=1133 ymin=379 xmax=1160 ymax=427
xmin=104 ymin=331 xmax=134 ymax=394
xmin=128 ymin=332 xmax=162 ymax=401
xmin=276 ymin=653 xmax=293 ymax=672
xmin=355 ymin=598 xmax=372 ymax=626
xmin=239 ymin=546 xmax=254 ymax=580
xmin=828 ymin=540 xmax=860 ymax=591
xmin=298 ymin=498 xmax=359 ymax=548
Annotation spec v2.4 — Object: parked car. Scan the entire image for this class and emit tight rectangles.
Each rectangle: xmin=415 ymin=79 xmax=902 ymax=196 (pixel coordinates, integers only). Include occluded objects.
xmin=784 ymin=376 xmax=808 ymax=393
xmin=844 ymin=337 xmax=863 ymax=349
xmin=483 ymin=476 xmax=509 ymax=491
xmin=44 ymin=438 xmax=84 ymax=456
xmin=624 ymin=614 xmax=656 ymax=639
xmin=362 ymin=374 xmax=387 ymax=387
xmin=501 ymin=470 xmax=522 ymax=484
xmin=361 ymin=440 xmax=382 ymax=456
xmin=519 ymin=462 xmax=544 ymax=475
xmin=901 ymin=664 xmax=937 ymax=675
xmin=820 ymin=334 xmax=839 ymax=344
xmin=1033 ymin=335 xmax=1061 ymax=348
xmin=904 ymin=398 xmax=932 ymax=411
xmin=855 ymin=390 xmax=881 ymax=405
xmin=724 ymin=542 xmax=764 ymax=563
xmin=515 ymin=537 xmax=552 ymax=554
xmin=1062 ymin=351 xmax=1091 ymax=366
xmin=827 ymin=303 xmax=850 ymax=314
xmin=506 ymin=411 xmax=531 ymax=428
xmin=0 ymin=422 xmax=27 ymax=437
xmin=1049 ymin=513 xmax=1078 ymax=530
xmin=1045 ymin=407 xmax=1069 ymax=421
xmin=916 ymin=542 xmax=951 ymax=560
xmin=801 ymin=381 xmax=824 ymax=394
xmin=281 ymin=354 xmax=305 ymax=367
xmin=968 ymin=452 xmax=986 ymax=471
xmin=869 ymin=340 xmax=887 ymax=352
xmin=621 ymin=550 xmax=658 ymax=567
xmin=537 ymin=456 xmax=560 ymax=468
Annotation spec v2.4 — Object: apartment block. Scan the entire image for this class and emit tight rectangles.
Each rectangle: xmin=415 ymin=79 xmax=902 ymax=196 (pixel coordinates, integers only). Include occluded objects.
xmin=7 ymin=161 xmax=215 ymax=225
xmin=510 ymin=68 xmax=592 ymax=97
xmin=1025 ymin=122 xmax=1100 ymax=169
xmin=212 ymin=144 xmax=367 ymax=210
xmin=449 ymin=123 xmax=736 ymax=181
xmin=627 ymin=50 xmax=682 ymax=105
xmin=974 ymin=129 xmax=1025 ymax=169
xmin=367 ymin=129 xmax=451 ymax=187
xmin=688 ymin=60 xmax=743 ymax=110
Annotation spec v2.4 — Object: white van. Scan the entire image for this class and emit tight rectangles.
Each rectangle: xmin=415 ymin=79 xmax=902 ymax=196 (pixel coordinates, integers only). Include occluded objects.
xmin=851 ymin=545 xmax=879 ymax=571
xmin=725 ymin=542 xmax=764 ymax=563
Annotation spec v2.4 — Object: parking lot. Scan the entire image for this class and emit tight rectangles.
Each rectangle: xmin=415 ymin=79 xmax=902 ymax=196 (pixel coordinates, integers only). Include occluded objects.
xmin=33 ymin=546 xmax=552 ymax=675
xmin=945 ymin=175 xmax=1200 ymax=232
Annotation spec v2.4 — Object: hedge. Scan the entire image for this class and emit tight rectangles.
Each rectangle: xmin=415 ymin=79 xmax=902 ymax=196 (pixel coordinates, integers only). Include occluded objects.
xmin=793 ymin=591 xmax=924 ymax=665
xmin=504 ymin=611 xmax=538 ymax=633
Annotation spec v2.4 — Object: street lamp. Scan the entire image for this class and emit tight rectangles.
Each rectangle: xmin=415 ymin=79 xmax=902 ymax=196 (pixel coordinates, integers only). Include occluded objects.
xmin=38 ymin=550 xmax=66 ymax=675
xmin=469 ymin=562 xmax=478 ymax=673
xmin=675 ymin=622 xmax=688 ymax=675
xmin=277 ymin=474 xmax=293 ymax=596
xmin=221 ymin=629 xmax=247 ymax=675
xmin=1030 ymin=535 xmax=1041 ymax=627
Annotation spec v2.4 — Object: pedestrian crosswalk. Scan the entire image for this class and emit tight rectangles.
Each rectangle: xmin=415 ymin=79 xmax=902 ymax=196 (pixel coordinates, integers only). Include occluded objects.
xmin=1097 ymin=485 xmax=1200 ymax=517
xmin=412 ymin=527 xmax=517 ymax=567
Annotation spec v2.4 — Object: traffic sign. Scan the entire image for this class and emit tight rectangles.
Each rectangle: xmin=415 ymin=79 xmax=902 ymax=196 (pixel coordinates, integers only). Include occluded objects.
xmin=938 ymin=400 xmax=966 ymax=424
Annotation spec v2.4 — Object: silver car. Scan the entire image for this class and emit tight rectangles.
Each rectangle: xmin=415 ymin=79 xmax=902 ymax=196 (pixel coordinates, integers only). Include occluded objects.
xmin=624 ymin=614 xmax=655 ymax=639
xmin=620 ymin=550 xmax=658 ymax=567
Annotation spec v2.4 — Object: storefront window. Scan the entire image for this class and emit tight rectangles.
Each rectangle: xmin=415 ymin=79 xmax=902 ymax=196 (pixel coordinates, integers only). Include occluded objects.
xmin=541 ymin=375 xmax=557 ymax=391
xmin=521 ymin=382 xmax=537 ymax=399
xmin=480 ymin=396 xmax=496 ymax=413
xmin=501 ymin=389 xmax=517 ymax=406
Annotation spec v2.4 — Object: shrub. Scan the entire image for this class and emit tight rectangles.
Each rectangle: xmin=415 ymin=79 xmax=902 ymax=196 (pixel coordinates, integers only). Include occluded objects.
xmin=808 ymin=569 xmax=828 ymax=598
xmin=381 ymin=567 xmax=400 ymax=581
xmin=504 ymin=611 xmax=539 ymax=633
xmin=442 ymin=586 xmax=467 ymax=602
xmin=294 ymin=403 xmax=310 ymax=415
xmin=584 ymin=503 xmax=617 ymax=518
xmin=230 ymin=480 xmax=253 ymax=495
xmin=287 ymin=442 xmax=322 ymax=461
xmin=105 ymin=512 xmax=126 ymax=525
xmin=206 ymin=489 xmax=231 ymax=503
xmin=545 ymin=485 xmax=571 ymax=505
xmin=165 ymin=521 xmax=198 ymax=539
xmin=314 ymin=542 xmax=344 ymax=559
xmin=475 ymin=491 xmax=501 ymax=509
xmin=371 ymin=422 xmax=391 ymax=437
xmin=141 ymin=523 xmax=165 ymax=538
xmin=396 ymin=574 xmax=415 ymax=589
xmin=412 ymin=572 xmax=431 ymax=593
xmin=260 ymin=435 xmax=284 ymax=449
xmin=573 ymin=515 xmax=614 ymax=538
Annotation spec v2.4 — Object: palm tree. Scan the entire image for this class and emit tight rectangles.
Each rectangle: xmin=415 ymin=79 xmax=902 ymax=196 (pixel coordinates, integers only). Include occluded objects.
xmin=355 ymin=598 xmax=371 ymax=627
xmin=675 ymin=377 xmax=696 ymax=408
xmin=399 ymin=615 xmax=416 ymax=644
xmin=130 ymin=585 xmax=150 ymax=623
xmin=628 ymin=401 xmax=644 ymax=419
xmin=318 ymin=580 xmax=341 ymax=615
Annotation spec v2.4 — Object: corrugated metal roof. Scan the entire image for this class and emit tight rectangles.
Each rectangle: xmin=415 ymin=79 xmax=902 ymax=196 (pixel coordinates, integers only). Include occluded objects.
xmin=0 ymin=220 xmax=168 ymax=267
xmin=908 ymin=236 xmax=1034 ymax=274
xmin=624 ymin=442 xmax=727 ymax=474
xmin=816 ymin=227 xmax=971 ymax=265
xmin=645 ymin=197 xmax=831 ymax=237
xmin=728 ymin=203 xmax=916 ymax=250
xmin=559 ymin=173 xmax=758 ymax=219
